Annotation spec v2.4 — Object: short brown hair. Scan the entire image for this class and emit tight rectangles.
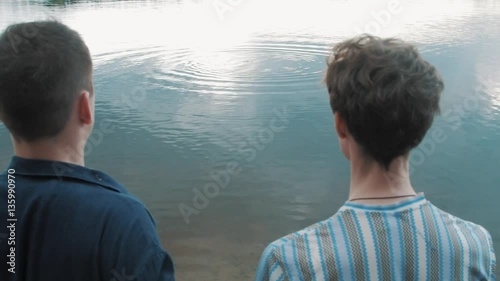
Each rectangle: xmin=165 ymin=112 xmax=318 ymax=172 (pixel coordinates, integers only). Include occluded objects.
xmin=325 ymin=35 xmax=444 ymax=169
xmin=0 ymin=21 xmax=92 ymax=142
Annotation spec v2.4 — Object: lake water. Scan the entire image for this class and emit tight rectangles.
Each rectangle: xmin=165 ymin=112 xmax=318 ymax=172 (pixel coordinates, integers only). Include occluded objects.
xmin=1 ymin=0 xmax=499 ymax=279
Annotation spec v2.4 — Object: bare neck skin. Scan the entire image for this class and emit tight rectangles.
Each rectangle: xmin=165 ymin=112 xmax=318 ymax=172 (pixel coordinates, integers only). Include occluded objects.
xmin=12 ymin=132 xmax=86 ymax=166
xmin=348 ymin=152 xmax=417 ymax=205
xmin=11 ymin=91 xmax=93 ymax=167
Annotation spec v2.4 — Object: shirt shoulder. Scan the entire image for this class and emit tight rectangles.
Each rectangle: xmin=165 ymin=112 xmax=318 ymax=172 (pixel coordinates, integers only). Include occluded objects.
xmin=430 ymin=203 xmax=496 ymax=279
xmin=256 ymin=213 xmax=342 ymax=281
xmin=431 ymin=203 xmax=493 ymax=244
xmin=267 ymin=214 xmax=339 ymax=252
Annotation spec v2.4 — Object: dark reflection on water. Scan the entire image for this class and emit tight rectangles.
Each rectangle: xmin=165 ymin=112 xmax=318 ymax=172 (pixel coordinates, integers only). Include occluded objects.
xmin=1 ymin=0 xmax=499 ymax=279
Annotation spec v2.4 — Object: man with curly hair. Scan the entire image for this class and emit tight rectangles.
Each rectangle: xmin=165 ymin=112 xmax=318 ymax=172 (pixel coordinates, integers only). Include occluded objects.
xmin=255 ymin=35 xmax=496 ymax=281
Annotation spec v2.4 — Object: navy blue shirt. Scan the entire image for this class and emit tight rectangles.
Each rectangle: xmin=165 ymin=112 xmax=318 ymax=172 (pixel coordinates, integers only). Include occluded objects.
xmin=0 ymin=156 xmax=175 ymax=281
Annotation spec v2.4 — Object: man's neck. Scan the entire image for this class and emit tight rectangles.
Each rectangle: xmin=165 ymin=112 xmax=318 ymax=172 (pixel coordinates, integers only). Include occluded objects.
xmin=12 ymin=137 xmax=85 ymax=166
xmin=348 ymin=156 xmax=416 ymax=205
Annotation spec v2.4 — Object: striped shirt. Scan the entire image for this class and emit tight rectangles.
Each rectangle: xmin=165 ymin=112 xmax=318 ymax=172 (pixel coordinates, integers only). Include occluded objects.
xmin=255 ymin=194 xmax=496 ymax=281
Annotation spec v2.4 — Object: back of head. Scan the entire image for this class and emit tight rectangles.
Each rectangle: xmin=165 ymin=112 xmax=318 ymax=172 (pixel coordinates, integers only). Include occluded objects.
xmin=0 ymin=21 xmax=92 ymax=142
xmin=325 ymin=35 xmax=444 ymax=169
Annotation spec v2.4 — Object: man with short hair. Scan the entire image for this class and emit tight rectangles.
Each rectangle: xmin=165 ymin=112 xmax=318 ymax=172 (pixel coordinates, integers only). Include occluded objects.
xmin=255 ymin=35 xmax=496 ymax=281
xmin=0 ymin=21 xmax=175 ymax=280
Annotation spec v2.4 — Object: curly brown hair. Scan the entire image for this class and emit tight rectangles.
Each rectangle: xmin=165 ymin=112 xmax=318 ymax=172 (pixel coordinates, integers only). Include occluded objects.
xmin=325 ymin=35 xmax=444 ymax=169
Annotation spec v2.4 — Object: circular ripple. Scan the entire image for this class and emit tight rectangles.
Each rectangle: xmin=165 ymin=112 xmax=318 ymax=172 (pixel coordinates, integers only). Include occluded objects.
xmin=108 ymin=41 xmax=331 ymax=95
xmin=94 ymin=40 xmax=330 ymax=95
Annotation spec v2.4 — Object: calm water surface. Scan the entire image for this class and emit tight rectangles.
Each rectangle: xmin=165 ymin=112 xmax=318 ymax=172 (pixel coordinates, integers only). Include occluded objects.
xmin=1 ymin=0 xmax=499 ymax=279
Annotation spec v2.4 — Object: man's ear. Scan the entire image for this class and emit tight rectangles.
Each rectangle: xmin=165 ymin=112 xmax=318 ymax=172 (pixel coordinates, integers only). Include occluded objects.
xmin=334 ymin=112 xmax=348 ymax=139
xmin=78 ymin=91 xmax=92 ymax=125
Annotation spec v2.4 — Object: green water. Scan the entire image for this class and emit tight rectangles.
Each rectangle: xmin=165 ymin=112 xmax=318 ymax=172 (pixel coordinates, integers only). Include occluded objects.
xmin=0 ymin=0 xmax=499 ymax=279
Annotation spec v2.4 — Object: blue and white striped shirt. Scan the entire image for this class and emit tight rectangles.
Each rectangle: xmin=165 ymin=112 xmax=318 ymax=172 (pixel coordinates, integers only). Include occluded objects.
xmin=255 ymin=194 xmax=496 ymax=281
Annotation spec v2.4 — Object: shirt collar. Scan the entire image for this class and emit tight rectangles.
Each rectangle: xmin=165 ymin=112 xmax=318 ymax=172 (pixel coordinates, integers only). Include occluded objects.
xmin=341 ymin=193 xmax=427 ymax=212
xmin=6 ymin=156 xmax=127 ymax=194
